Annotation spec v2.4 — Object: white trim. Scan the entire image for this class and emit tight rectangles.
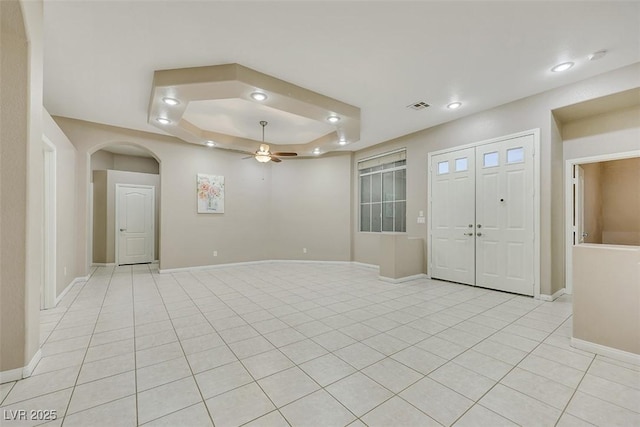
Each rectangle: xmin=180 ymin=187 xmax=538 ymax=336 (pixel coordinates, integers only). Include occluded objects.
xmin=91 ymin=263 xmax=116 ymax=267
xmin=427 ymin=129 xmax=540 ymax=158
xmin=357 ymin=147 xmax=407 ymax=164
xmin=351 ymin=262 xmax=379 ymax=270
xmin=0 ymin=367 xmax=23 ymax=384
xmin=159 ymin=260 xmax=375 ymax=274
xmin=115 ymin=184 xmax=155 ymax=266
xmin=427 ymin=129 xmax=541 ymax=298
xmin=42 ymin=136 xmax=57 ymax=310
xmin=537 ymin=288 xmax=565 ymax=302
xmin=22 ymin=349 xmax=42 ymax=378
xmin=571 ymin=337 xmax=640 ymax=365
xmin=379 ymin=274 xmax=428 ymax=284
xmin=53 ymin=276 xmax=89 ymax=306
xmin=564 ymin=150 xmax=640 ymax=295
xmin=0 ymin=349 xmax=42 ymax=384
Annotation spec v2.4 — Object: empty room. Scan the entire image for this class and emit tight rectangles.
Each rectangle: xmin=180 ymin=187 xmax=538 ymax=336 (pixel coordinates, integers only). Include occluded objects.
xmin=1 ymin=1 xmax=639 ymax=426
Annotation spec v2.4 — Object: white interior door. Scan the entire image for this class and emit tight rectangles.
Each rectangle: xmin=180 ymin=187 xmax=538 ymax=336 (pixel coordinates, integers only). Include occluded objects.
xmin=430 ymin=134 xmax=535 ymax=296
xmin=116 ymin=185 xmax=154 ymax=265
xmin=476 ymin=135 xmax=534 ymax=295
xmin=430 ymin=148 xmax=476 ymax=285
xmin=574 ymin=164 xmax=585 ymax=244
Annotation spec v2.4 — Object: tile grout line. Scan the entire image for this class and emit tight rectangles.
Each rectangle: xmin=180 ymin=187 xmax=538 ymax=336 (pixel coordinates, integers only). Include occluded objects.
xmin=179 ymin=269 xmax=300 ymax=426
xmin=553 ymin=356 xmax=597 ymax=427
xmin=60 ymin=265 xmax=118 ymax=426
xmin=21 ymin=263 xmax=625 ymax=427
xmin=146 ymin=264 xmax=220 ymax=427
xmin=447 ymin=305 xmax=586 ymax=427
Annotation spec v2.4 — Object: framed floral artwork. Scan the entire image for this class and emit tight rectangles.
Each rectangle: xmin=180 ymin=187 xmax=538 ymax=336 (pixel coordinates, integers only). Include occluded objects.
xmin=197 ymin=174 xmax=224 ymax=213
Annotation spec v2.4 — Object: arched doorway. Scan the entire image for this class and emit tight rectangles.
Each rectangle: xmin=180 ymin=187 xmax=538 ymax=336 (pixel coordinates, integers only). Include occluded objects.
xmin=89 ymin=143 xmax=161 ymax=267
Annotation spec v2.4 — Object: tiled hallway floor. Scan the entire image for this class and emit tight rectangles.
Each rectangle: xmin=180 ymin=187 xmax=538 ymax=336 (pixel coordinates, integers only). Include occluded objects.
xmin=1 ymin=263 xmax=638 ymax=426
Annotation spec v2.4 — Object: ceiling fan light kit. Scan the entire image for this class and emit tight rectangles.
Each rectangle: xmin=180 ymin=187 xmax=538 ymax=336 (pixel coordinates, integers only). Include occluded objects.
xmin=246 ymin=121 xmax=298 ymax=164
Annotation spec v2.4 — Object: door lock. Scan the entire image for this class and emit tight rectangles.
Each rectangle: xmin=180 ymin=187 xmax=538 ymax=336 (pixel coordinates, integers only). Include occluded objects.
xmin=464 ymin=232 xmax=474 ymax=236
xmin=476 ymin=232 xmax=482 ymax=236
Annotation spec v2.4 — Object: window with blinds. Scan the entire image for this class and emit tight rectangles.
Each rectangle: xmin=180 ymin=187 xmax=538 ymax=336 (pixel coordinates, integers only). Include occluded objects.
xmin=358 ymin=150 xmax=407 ymax=232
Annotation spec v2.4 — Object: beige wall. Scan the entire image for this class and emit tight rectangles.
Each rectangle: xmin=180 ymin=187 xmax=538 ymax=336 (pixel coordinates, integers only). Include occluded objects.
xmin=601 ymin=158 xmax=640 ymax=245
xmin=1 ymin=0 xmax=29 ymax=373
xmin=113 ymin=154 xmax=159 ymax=174
xmin=43 ymin=112 xmax=80 ymax=295
xmin=352 ymin=64 xmax=640 ymax=296
xmin=270 ymin=154 xmax=352 ymax=261
xmin=581 ymin=163 xmax=604 ymax=244
xmin=92 ymin=170 xmax=160 ymax=264
xmin=56 ymin=118 xmax=355 ymax=272
xmin=0 ymin=0 xmax=43 ymax=374
xmin=92 ymin=171 xmax=108 ymax=263
xmin=90 ymin=150 xmax=113 ymax=173
xmin=573 ymin=244 xmax=640 ymax=355
xmin=563 ymin=106 xmax=640 ymax=160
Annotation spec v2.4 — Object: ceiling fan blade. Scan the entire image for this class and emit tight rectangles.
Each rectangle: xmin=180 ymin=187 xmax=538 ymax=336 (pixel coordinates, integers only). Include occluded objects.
xmin=272 ymin=152 xmax=297 ymax=157
xmin=271 ymin=156 xmax=282 ymax=163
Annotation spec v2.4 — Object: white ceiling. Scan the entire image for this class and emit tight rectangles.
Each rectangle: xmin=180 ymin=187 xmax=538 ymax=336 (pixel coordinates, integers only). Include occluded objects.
xmin=183 ymin=99 xmax=335 ymax=145
xmin=43 ymin=1 xmax=640 ymax=152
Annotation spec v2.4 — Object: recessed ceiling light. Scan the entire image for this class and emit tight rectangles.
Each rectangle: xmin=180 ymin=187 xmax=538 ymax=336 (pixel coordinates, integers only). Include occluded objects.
xmin=447 ymin=102 xmax=462 ymax=110
xmin=327 ymin=115 xmax=341 ymax=123
xmin=589 ymin=50 xmax=607 ymax=61
xmin=551 ymin=62 xmax=574 ymax=72
xmin=156 ymin=117 xmax=171 ymax=125
xmin=205 ymin=141 xmax=215 ymax=147
xmin=162 ymin=97 xmax=179 ymax=106
xmin=313 ymin=148 xmax=321 ymax=154
xmin=338 ymin=139 xmax=347 ymax=146
xmin=250 ymin=92 xmax=268 ymax=101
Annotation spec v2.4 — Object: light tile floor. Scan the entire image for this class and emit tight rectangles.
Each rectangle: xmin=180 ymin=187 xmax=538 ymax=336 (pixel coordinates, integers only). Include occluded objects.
xmin=2 ymin=263 xmax=639 ymax=426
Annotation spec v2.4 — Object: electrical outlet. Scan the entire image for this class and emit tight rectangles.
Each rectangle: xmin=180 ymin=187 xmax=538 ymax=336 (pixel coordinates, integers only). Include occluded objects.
xmin=213 ymin=251 xmax=218 ymax=257
xmin=303 ymin=248 xmax=307 ymax=254
xmin=417 ymin=217 xmax=426 ymax=224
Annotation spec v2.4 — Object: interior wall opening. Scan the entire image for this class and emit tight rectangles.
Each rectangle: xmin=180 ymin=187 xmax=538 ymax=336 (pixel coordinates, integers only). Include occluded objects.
xmin=574 ymin=157 xmax=640 ymax=247
xmin=89 ymin=144 xmax=161 ymax=266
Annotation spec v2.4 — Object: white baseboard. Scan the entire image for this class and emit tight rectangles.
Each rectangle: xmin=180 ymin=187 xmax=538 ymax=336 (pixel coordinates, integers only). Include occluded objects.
xmin=22 ymin=349 xmax=41 ymax=378
xmin=0 ymin=349 xmax=42 ymax=384
xmin=0 ymin=366 xmax=22 ymax=384
xmin=159 ymin=260 xmax=270 ymax=274
xmin=91 ymin=263 xmax=115 ymax=267
xmin=54 ymin=275 xmax=89 ymax=306
xmin=379 ymin=274 xmax=428 ymax=284
xmin=538 ymin=288 xmax=565 ymax=302
xmin=159 ymin=259 xmax=373 ymax=274
xmin=571 ymin=337 xmax=640 ymax=365
xmin=351 ymin=262 xmax=379 ymax=270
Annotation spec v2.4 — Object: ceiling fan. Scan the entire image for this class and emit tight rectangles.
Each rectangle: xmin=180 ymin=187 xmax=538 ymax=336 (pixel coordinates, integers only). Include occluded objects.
xmin=245 ymin=121 xmax=297 ymax=163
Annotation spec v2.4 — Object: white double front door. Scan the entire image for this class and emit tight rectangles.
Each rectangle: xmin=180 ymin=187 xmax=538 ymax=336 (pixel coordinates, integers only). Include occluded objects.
xmin=430 ymin=134 xmax=535 ymax=296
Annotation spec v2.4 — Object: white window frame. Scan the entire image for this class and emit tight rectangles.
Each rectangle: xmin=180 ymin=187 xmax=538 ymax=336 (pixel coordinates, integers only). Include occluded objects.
xmin=358 ymin=149 xmax=407 ymax=233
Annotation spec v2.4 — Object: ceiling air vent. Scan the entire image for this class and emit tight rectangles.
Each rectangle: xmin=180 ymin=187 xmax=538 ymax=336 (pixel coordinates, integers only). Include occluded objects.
xmin=407 ymin=101 xmax=430 ymax=111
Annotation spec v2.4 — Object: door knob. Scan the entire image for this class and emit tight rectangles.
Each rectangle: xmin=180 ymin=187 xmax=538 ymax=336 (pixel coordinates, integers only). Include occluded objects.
xmin=476 ymin=232 xmax=482 ymax=236
xmin=582 ymin=232 xmax=588 ymax=238
xmin=120 ymin=228 xmax=126 ymax=232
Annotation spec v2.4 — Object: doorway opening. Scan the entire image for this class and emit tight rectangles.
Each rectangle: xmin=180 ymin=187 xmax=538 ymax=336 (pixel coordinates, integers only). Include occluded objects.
xmin=42 ymin=137 xmax=57 ymax=309
xmin=428 ymin=130 xmax=541 ymax=297
xmin=90 ymin=144 xmax=160 ymax=267
xmin=565 ymin=152 xmax=640 ymax=293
